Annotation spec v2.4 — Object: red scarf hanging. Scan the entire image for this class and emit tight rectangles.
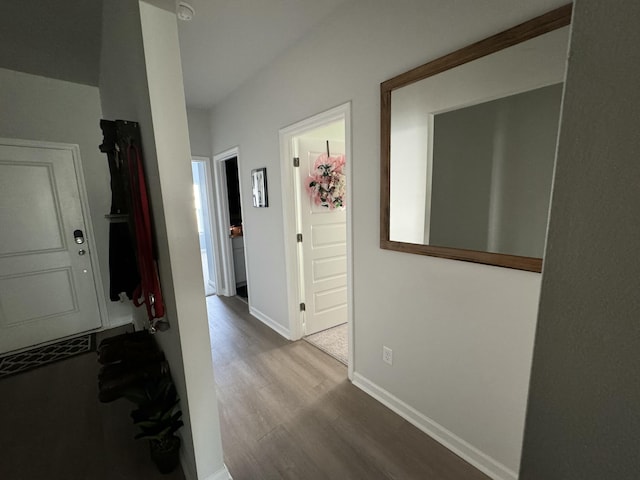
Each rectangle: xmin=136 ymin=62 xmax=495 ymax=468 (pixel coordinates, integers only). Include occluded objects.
xmin=127 ymin=143 xmax=165 ymax=321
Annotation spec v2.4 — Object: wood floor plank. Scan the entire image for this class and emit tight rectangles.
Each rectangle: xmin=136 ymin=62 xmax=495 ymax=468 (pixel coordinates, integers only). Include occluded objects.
xmin=254 ymin=425 xmax=329 ymax=480
xmin=208 ymin=295 xmax=491 ymax=480
xmin=0 ymin=346 xmax=186 ymax=480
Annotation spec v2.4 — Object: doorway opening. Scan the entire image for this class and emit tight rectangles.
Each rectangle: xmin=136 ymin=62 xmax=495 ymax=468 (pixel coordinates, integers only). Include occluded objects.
xmin=212 ymin=147 xmax=249 ymax=301
xmin=224 ymin=156 xmax=248 ymax=301
xmin=279 ymin=103 xmax=353 ymax=377
xmin=191 ymin=157 xmax=217 ymax=296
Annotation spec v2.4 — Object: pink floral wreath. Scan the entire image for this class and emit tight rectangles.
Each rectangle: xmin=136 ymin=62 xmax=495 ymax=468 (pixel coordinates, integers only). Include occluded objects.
xmin=306 ymin=153 xmax=346 ymax=209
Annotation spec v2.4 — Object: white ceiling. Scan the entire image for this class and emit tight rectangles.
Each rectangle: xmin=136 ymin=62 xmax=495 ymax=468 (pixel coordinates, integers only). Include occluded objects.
xmin=0 ymin=0 xmax=103 ymax=86
xmin=177 ymin=0 xmax=351 ymax=109
xmin=0 ymin=0 xmax=349 ymax=109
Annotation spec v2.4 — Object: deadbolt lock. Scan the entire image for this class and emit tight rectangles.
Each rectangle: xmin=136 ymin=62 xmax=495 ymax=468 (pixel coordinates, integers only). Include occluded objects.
xmin=73 ymin=229 xmax=85 ymax=244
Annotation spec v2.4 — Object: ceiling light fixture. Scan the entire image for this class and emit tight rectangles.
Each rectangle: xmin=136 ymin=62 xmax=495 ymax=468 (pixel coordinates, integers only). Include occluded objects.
xmin=176 ymin=1 xmax=195 ymax=21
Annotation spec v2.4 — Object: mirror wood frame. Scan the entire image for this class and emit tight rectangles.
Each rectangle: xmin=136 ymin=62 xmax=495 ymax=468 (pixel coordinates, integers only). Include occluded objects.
xmin=380 ymin=4 xmax=572 ymax=273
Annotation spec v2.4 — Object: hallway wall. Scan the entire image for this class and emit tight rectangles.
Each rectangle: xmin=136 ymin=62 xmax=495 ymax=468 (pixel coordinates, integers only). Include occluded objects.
xmin=99 ymin=1 xmax=226 ymax=479
xmin=186 ymin=107 xmax=212 ymax=158
xmin=520 ymin=0 xmax=640 ymax=478
xmin=208 ymin=0 xmax=568 ymax=477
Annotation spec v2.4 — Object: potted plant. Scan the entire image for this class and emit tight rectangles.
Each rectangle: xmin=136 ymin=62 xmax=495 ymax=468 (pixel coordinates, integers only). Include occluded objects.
xmin=125 ymin=375 xmax=184 ymax=474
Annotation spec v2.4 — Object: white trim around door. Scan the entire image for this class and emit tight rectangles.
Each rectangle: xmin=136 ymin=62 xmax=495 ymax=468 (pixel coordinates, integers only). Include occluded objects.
xmin=278 ymin=102 xmax=354 ymax=380
xmin=212 ymin=146 xmax=251 ymax=300
xmin=192 ymin=155 xmax=221 ymax=296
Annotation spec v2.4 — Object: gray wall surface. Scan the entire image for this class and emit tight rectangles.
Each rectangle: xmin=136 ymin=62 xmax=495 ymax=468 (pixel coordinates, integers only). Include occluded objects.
xmin=430 ymin=99 xmax=495 ymax=251
xmin=429 ymin=84 xmax=562 ymax=257
xmin=186 ymin=107 xmax=213 ymax=158
xmin=519 ymin=0 xmax=640 ymax=478
xmin=490 ymin=84 xmax=560 ymax=257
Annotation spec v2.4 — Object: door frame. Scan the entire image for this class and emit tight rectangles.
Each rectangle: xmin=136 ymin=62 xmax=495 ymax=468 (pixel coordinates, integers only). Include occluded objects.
xmin=278 ymin=102 xmax=354 ymax=379
xmin=0 ymin=137 xmax=107 ymax=340
xmin=212 ymin=146 xmax=246 ymax=297
xmin=192 ymin=155 xmax=220 ymax=295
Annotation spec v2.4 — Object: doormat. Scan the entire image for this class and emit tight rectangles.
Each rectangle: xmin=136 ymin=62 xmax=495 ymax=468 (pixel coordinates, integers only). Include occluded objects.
xmin=304 ymin=323 xmax=348 ymax=365
xmin=0 ymin=334 xmax=96 ymax=380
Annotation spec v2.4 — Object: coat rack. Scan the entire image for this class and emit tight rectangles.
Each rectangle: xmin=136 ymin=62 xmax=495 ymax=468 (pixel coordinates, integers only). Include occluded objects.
xmin=99 ymin=120 xmax=166 ymax=331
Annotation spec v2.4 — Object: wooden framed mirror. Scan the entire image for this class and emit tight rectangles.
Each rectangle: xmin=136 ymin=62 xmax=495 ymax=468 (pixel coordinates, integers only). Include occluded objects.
xmin=380 ymin=5 xmax=572 ymax=272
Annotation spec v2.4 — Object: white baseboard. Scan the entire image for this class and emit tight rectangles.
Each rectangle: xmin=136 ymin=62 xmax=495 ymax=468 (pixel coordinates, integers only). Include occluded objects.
xmin=249 ymin=305 xmax=291 ymax=340
xmin=204 ymin=464 xmax=233 ymax=480
xmin=351 ymin=372 xmax=517 ymax=480
xmin=180 ymin=454 xmax=232 ymax=480
xmin=104 ymin=318 xmax=133 ymax=330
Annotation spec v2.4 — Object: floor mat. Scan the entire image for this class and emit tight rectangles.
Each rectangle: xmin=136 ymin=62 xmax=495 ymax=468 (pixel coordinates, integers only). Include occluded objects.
xmin=304 ymin=323 xmax=347 ymax=365
xmin=0 ymin=334 xmax=96 ymax=379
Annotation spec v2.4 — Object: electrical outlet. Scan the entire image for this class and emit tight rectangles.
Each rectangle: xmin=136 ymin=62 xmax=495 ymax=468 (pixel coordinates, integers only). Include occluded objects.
xmin=383 ymin=346 xmax=393 ymax=365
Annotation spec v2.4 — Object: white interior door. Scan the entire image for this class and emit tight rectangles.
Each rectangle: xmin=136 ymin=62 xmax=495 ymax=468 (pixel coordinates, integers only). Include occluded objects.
xmin=192 ymin=159 xmax=216 ymax=296
xmin=296 ymin=137 xmax=347 ymax=335
xmin=0 ymin=141 xmax=102 ymax=354
xmin=212 ymin=150 xmax=237 ymax=297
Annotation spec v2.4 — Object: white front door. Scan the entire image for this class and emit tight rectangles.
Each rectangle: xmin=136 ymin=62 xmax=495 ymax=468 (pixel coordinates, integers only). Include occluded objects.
xmin=0 ymin=140 xmax=102 ymax=354
xmin=296 ymin=137 xmax=347 ymax=335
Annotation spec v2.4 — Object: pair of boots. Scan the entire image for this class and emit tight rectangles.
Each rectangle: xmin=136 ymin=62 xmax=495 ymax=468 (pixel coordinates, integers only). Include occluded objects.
xmin=97 ymin=330 xmax=167 ymax=403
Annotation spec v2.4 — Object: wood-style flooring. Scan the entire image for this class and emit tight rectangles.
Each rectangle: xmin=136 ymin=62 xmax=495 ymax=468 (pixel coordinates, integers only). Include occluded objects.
xmin=0 ymin=331 xmax=185 ymax=480
xmin=207 ymin=295 xmax=490 ymax=480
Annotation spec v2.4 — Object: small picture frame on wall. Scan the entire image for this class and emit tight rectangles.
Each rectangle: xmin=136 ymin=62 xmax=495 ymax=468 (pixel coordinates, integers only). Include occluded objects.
xmin=251 ymin=167 xmax=268 ymax=208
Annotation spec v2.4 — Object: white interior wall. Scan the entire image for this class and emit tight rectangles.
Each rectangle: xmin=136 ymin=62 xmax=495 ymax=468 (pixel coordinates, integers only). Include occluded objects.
xmin=139 ymin=3 xmax=226 ymax=478
xmin=208 ymin=1 xmax=568 ymax=477
xmin=0 ymin=67 xmax=132 ymax=328
xmin=185 ymin=108 xmax=225 ymax=301
xmin=389 ymin=106 xmax=429 ymax=243
xmin=99 ymin=1 xmax=225 ymax=479
xmin=520 ymin=0 xmax=640 ymax=477
xmin=186 ymin=107 xmax=212 ymax=157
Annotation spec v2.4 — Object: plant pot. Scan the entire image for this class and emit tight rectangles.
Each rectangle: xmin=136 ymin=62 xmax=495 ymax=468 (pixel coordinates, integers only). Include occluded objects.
xmin=149 ymin=436 xmax=181 ymax=474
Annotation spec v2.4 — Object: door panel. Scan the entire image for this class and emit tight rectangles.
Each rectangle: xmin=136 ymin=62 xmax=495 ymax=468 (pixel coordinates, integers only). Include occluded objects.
xmin=314 ymin=286 xmax=347 ymax=313
xmin=0 ymin=142 xmax=102 ymax=354
xmin=0 ymin=163 xmax=64 ymax=253
xmin=0 ymin=268 xmax=77 ymax=325
xmin=312 ymin=255 xmax=347 ymax=281
xmin=297 ymin=137 xmax=347 ymax=335
xmin=311 ymin=223 xmax=346 ymax=247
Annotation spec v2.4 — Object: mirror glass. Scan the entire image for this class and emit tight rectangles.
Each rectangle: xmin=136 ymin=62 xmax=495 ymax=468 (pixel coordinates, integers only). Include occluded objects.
xmin=382 ymin=11 xmax=571 ymax=271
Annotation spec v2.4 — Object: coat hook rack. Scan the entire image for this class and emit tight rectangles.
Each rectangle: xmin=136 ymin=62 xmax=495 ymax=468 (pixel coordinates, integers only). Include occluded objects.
xmin=104 ymin=213 xmax=129 ymax=223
